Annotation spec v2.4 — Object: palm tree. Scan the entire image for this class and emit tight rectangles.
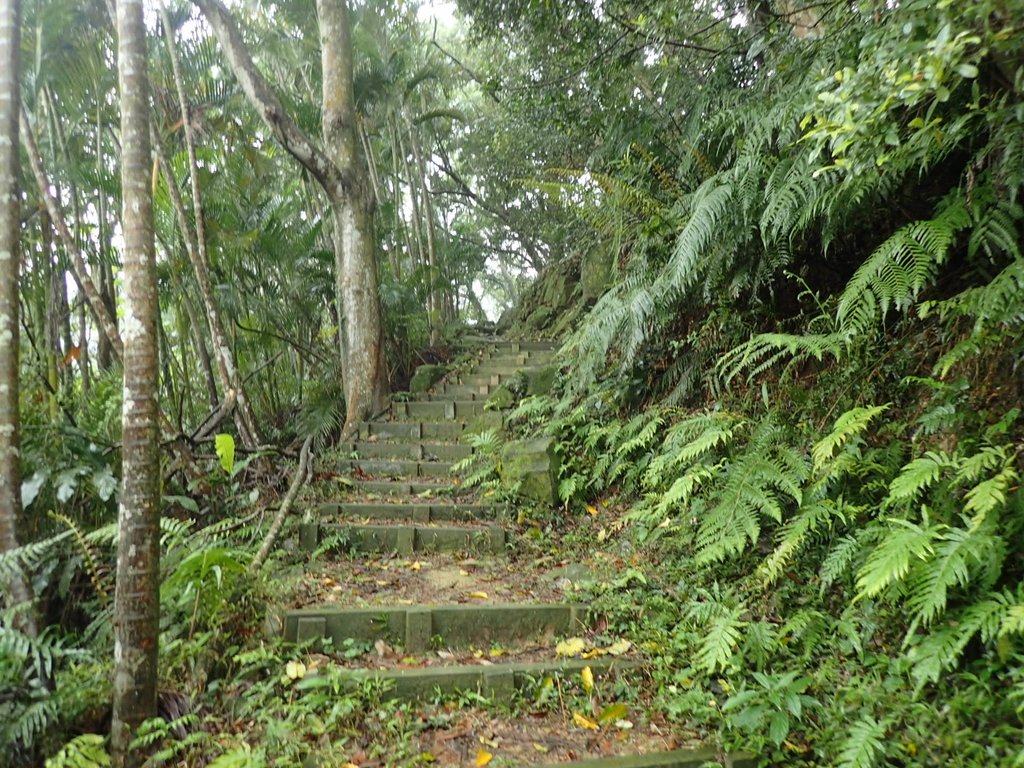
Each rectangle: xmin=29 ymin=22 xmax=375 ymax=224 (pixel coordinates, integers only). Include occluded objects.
xmin=110 ymin=0 xmax=160 ymax=763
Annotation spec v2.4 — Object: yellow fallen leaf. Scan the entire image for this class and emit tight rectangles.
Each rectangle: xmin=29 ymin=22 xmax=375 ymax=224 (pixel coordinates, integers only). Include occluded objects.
xmin=410 ymin=560 xmax=423 ymax=571
xmin=597 ymin=527 xmax=608 ymax=542
xmin=604 ymin=639 xmax=632 ymax=656
xmin=467 ymin=591 xmax=489 ymax=599
xmin=285 ymin=661 xmax=306 ymax=680
xmin=475 ymin=749 xmax=493 ymax=767
xmin=478 ymin=736 xmax=498 ymax=748
xmin=555 ymin=637 xmax=587 ymax=657
xmin=573 ymin=712 xmax=599 ymax=731
xmin=581 ymin=648 xmax=603 ymax=659
xmin=342 ymin=763 xmax=359 ymax=768
xmin=581 ymin=665 xmax=594 ymax=692
xmin=586 ymin=504 xmax=599 ymax=516
xmin=532 ymin=744 xmax=548 ymax=753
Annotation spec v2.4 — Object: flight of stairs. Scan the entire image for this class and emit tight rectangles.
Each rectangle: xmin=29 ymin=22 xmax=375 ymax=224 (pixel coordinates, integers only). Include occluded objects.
xmin=283 ymin=338 xmax=754 ymax=767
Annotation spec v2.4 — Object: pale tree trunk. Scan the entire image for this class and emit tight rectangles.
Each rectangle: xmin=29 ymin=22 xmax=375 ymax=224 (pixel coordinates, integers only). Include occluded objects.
xmin=111 ymin=0 xmax=160 ymax=764
xmin=155 ymin=3 xmax=262 ymax=448
xmin=20 ymin=109 xmax=124 ymax=363
xmin=407 ymin=121 xmax=444 ymax=345
xmin=0 ymin=0 xmax=36 ymax=637
xmin=196 ymin=0 xmax=389 ymax=437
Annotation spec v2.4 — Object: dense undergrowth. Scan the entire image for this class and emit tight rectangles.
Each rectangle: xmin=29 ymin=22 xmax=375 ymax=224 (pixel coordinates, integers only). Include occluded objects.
xmin=474 ymin=0 xmax=1024 ymax=763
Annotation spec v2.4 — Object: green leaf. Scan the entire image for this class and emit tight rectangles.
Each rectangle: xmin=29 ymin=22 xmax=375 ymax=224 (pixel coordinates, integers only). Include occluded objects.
xmin=598 ymin=702 xmax=629 ymax=724
xmin=215 ymin=433 xmax=236 ymax=474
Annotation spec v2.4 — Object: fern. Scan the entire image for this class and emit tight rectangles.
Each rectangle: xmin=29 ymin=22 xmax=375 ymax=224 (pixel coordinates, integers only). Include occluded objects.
xmin=885 ymin=451 xmax=953 ymax=507
xmin=812 ymin=405 xmax=889 ymax=472
xmin=837 ymin=198 xmax=970 ymax=338
xmin=686 ymin=588 xmax=747 ymax=673
xmin=48 ymin=511 xmax=111 ymax=607
xmin=835 ymin=715 xmax=887 ymax=768
xmin=855 ymin=517 xmax=939 ymax=601
xmin=45 ymin=735 xmax=110 ymax=768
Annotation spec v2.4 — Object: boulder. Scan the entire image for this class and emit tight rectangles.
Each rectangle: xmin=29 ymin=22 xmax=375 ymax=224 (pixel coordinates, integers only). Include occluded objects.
xmin=409 ymin=364 xmax=449 ymax=394
xmin=500 ymin=436 xmax=561 ymax=506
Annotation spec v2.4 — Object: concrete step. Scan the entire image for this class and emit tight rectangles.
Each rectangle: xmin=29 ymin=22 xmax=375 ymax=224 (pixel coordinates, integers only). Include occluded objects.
xmin=344 ymin=442 xmax=473 ymax=461
xmin=454 ymin=372 xmax=515 ymax=387
xmin=416 ymin=391 xmax=487 ymax=402
xmin=284 ymin=602 xmax=587 ymax=651
xmin=338 ymin=458 xmax=455 ymax=478
xmin=557 ymin=750 xmax=756 ymax=768
xmin=346 ymin=479 xmax=468 ymax=496
xmin=308 ymin=657 xmax=635 ymax=703
xmin=359 ymin=421 xmax=467 ymax=442
xmin=325 ymin=500 xmax=501 ymax=520
xmin=318 ymin=500 xmax=502 ymax=523
xmin=474 ymin=340 xmax=560 ymax=353
xmin=438 ymin=383 xmax=497 ymax=398
xmin=300 ymin=521 xmax=505 ymax=555
xmin=391 ymin=400 xmax=488 ymax=420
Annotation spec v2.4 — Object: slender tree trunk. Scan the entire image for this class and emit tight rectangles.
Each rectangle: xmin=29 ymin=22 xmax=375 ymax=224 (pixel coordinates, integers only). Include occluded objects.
xmin=111 ymin=1 xmax=160 ymax=764
xmin=155 ymin=4 xmax=262 ymax=448
xmin=0 ymin=0 xmax=36 ymax=636
xmin=20 ymin=110 xmax=124 ymax=362
xmin=196 ymin=0 xmax=388 ymax=437
xmin=408 ymin=121 xmax=443 ymax=344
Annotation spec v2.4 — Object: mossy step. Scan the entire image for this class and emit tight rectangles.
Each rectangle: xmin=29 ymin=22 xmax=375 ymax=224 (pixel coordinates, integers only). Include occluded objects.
xmin=347 ymin=479 xmax=467 ymax=496
xmin=437 ymin=383 xmax=497 ymax=398
xmin=475 ymin=340 xmax=560 ymax=353
xmin=318 ymin=501 xmax=503 ymax=523
xmin=556 ymin=749 xmax=756 ymax=768
xmin=391 ymin=400 xmax=488 ymax=420
xmin=344 ymin=441 xmax=473 ymax=461
xmin=359 ymin=421 xmax=467 ymax=442
xmin=300 ymin=521 xmax=505 ymax=555
xmin=416 ymin=390 xmax=488 ymax=402
xmin=320 ymin=657 xmax=634 ymax=702
xmin=454 ymin=372 xmax=515 ymax=387
xmin=338 ymin=458 xmax=455 ymax=478
xmin=284 ymin=602 xmax=587 ymax=651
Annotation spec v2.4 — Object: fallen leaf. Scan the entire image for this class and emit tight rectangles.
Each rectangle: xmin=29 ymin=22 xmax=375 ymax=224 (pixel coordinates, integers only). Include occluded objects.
xmin=532 ymin=744 xmax=548 ymax=753
xmin=581 ymin=648 xmax=603 ymax=659
xmin=467 ymin=591 xmax=488 ymax=599
xmin=586 ymin=504 xmax=599 ymax=516
xmin=475 ymin=749 xmax=493 ymax=766
xmin=598 ymin=703 xmax=629 ymax=724
xmin=555 ymin=637 xmax=587 ymax=657
xmin=615 ymin=719 xmax=634 ymax=730
xmin=285 ymin=661 xmax=306 ymax=680
xmin=573 ymin=712 xmax=599 ymax=731
xmin=604 ymin=639 xmax=632 ymax=656
xmin=581 ymin=665 xmax=595 ymax=692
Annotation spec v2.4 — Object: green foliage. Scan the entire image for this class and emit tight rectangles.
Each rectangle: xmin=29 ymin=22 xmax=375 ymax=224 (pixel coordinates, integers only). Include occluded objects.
xmin=44 ymin=735 xmax=110 ymax=768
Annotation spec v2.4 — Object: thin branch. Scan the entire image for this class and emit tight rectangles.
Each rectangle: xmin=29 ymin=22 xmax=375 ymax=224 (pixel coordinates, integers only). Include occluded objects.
xmin=249 ymin=435 xmax=313 ymax=572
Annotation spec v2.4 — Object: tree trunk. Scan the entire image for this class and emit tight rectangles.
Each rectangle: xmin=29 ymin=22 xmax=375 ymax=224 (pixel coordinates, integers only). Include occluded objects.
xmin=0 ymin=0 xmax=36 ymax=636
xmin=196 ymin=0 xmax=389 ymax=437
xmin=20 ymin=109 xmax=124 ymax=363
xmin=111 ymin=1 xmax=160 ymax=764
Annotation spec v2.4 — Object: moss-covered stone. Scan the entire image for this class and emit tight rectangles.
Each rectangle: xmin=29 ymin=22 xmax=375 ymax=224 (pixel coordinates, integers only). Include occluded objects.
xmin=581 ymin=247 xmax=613 ymax=301
xmin=409 ymin=364 xmax=449 ymax=393
xmin=526 ymin=365 xmax=559 ymax=396
xmin=501 ymin=436 xmax=560 ymax=506
xmin=486 ymin=385 xmax=517 ymax=410
xmin=464 ymin=410 xmax=504 ymax=438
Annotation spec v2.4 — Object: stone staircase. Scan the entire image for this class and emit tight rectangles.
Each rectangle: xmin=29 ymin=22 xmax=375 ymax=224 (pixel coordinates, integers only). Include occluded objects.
xmin=283 ymin=338 xmax=753 ymax=767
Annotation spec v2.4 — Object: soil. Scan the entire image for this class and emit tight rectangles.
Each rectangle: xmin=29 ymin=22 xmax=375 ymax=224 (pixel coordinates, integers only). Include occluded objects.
xmin=292 ymin=553 xmax=589 ymax=609
xmin=342 ymin=705 xmax=704 ymax=768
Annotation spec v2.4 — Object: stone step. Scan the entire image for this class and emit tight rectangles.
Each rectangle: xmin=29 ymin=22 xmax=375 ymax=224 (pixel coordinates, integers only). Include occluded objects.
xmin=359 ymin=421 xmax=468 ymax=442
xmin=416 ymin=390 xmax=488 ymax=402
xmin=310 ymin=657 xmax=635 ymax=703
xmin=478 ymin=352 xmax=555 ymax=366
xmin=437 ymin=383 xmax=497 ymax=398
xmin=454 ymin=372 xmax=515 ymax=387
xmin=346 ymin=479 xmax=468 ymax=496
xmin=391 ymin=400 xmax=488 ymax=420
xmin=471 ymin=362 xmax=548 ymax=375
xmin=318 ymin=501 xmax=502 ymax=523
xmin=558 ymin=750 xmax=756 ymax=768
xmin=344 ymin=441 xmax=473 ymax=461
xmin=473 ymin=339 xmax=560 ymax=353
xmin=338 ymin=458 xmax=455 ymax=478
xmin=284 ymin=602 xmax=587 ymax=651
xmin=300 ymin=521 xmax=504 ymax=555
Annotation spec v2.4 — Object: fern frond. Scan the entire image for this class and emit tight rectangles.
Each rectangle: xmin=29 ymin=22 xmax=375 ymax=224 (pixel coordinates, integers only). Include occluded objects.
xmin=836 ymin=715 xmax=887 ymax=768
xmin=855 ymin=518 xmax=939 ymax=600
xmin=885 ymin=452 xmax=954 ymax=507
xmin=812 ymin=405 xmax=889 ymax=471
xmin=837 ymin=199 xmax=970 ymax=339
